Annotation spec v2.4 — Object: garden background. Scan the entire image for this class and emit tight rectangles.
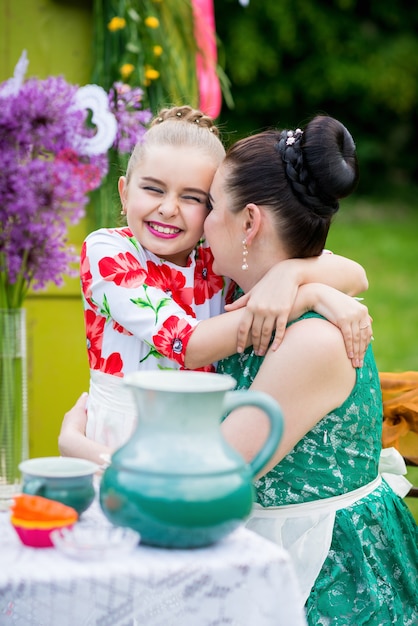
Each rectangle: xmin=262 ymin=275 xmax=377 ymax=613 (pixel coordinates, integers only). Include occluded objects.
xmin=1 ymin=1 xmax=417 ymax=510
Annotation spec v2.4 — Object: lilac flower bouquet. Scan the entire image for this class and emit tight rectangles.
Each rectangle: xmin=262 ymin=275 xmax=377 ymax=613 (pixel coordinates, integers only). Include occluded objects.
xmin=90 ymin=81 xmax=153 ymax=228
xmin=0 ymin=52 xmax=151 ymax=493
xmin=0 ymin=54 xmax=152 ymax=308
xmin=109 ymin=81 xmax=152 ymax=154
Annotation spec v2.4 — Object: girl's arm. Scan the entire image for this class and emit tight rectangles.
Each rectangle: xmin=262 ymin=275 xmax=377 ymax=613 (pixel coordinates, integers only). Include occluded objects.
xmin=185 ymin=282 xmax=372 ymax=370
xmin=86 ymin=231 xmax=369 ymax=371
xmin=225 ymin=254 xmax=368 ymax=354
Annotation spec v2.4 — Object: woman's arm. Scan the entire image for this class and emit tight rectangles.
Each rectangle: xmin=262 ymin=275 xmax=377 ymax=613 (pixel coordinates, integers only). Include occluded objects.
xmin=185 ymin=282 xmax=371 ymax=370
xmin=221 ymin=315 xmax=356 ymax=477
xmin=288 ymin=282 xmax=372 ymax=368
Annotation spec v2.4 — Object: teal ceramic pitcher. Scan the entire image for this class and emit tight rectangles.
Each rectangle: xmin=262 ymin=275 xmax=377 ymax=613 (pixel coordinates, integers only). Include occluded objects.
xmin=100 ymin=370 xmax=284 ymax=548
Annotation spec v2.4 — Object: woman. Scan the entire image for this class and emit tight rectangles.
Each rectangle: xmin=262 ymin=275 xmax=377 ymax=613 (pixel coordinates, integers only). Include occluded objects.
xmin=204 ymin=116 xmax=418 ymax=624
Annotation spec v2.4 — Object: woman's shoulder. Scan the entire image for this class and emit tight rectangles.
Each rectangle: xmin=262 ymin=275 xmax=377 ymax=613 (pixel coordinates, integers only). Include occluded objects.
xmin=284 ymin=313 xmax=355 ymax=385
xmin=287 ymin=311 xmax=325 ymax=327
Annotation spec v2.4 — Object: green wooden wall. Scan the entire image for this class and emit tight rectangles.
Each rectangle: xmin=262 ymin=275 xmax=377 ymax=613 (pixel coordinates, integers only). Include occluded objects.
xmin=1 ymin=0 xmax=94 ymax=457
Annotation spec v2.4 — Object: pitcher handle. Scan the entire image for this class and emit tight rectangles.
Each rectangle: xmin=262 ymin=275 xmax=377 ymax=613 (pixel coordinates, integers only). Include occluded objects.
xmin=23 ymin=478 xmax=46 ymax=496
xmin=223 ymin=390 xmax=284 ymax=477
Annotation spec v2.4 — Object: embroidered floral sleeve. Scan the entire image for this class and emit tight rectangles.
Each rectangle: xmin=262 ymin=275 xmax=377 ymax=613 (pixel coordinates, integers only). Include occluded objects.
xmin=81 ymin=228 xmax=223 ymax=374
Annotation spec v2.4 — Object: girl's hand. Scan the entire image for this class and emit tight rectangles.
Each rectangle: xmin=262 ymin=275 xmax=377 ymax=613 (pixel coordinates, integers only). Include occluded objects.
xmin=225 ymin=264 xmax=300 ymax=356
xmin=307 ymin=284 xmax=373 ymax=367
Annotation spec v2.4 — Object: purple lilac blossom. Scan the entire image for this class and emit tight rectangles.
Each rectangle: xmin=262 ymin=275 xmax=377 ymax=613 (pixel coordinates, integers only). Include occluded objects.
xmin=108 ymin=82 xmax=153 ymax=153
xmin=0 ymin=74 xmax=151 ymax=305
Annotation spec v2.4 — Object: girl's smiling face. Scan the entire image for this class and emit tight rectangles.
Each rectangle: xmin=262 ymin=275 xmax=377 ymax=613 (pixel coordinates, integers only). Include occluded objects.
xmin=119 ymin=144 xmax=217 ymax=266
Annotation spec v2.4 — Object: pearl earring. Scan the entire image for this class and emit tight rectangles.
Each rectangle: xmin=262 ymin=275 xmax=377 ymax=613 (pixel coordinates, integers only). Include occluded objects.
xmin=241 ymin=238 xmax=249 ymax=271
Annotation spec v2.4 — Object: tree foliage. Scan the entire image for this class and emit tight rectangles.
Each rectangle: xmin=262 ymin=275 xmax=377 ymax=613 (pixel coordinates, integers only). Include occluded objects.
xmin=214 ymin=0 xmax=418 ymax=193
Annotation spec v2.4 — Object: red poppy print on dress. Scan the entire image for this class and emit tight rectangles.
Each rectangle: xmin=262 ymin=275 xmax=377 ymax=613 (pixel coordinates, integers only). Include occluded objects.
xmin=146 ymin=261 xmax=195 ymax=317
xmin=114 ymin=227 xmax=134 ymax=238
xmin=225 ymin=280 xmax=240 ymax=306
xmin=99 ymin=251 xmax=147 ymax=288
xmin=85 ymin=309 xmax=106 ymax=369
xmin=112 ymin=320 xmax=133 ymax=336
xmin=85 ymin=310 xmax=125 ymax=373
xmin=80 ymin=242 xmax=95 ymax=309
xmin=184 ymin=363 xmax=216 ymax=373
xmin=152 ymin=316 xmax=195 ymax=366
xmin=194 ymin=245 xmax=224 ymax=305
xmin=114 ymin=227 xmax=140 ymax=249
xmin=101 ymin=352 xmax=123 ymax=377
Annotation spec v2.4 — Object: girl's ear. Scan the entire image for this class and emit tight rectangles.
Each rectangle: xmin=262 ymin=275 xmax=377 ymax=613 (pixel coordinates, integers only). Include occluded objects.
xmin=118 ymin=176 xmax=127 ymax=209
xmin=243 ymin=203 xmax=261 ymax=246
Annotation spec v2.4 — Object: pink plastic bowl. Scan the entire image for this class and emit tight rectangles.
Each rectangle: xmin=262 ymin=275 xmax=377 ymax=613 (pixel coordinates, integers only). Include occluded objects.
xmin=12 ymin=519 xmax=76 ymax=548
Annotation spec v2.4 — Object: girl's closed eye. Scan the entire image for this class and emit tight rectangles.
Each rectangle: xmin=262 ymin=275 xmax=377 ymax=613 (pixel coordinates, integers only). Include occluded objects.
xmin=182 ymin=194 xmax=206 ymax=204
xmin=143 ymin=185 xmax=164 ymax=194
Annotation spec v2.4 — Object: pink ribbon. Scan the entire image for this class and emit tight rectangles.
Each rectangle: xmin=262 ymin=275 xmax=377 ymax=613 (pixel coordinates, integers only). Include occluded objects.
xmin=191 ymin=0 xmax=222 ymax=118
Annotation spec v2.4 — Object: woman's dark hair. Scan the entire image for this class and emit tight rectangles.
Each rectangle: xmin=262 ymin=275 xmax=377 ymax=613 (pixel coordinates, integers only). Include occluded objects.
xmin=222 ymin=115 xmax=359 ymax=257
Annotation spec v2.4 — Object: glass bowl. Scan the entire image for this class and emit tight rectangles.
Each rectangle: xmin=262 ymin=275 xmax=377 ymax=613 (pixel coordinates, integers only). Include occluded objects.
xmin=50 ymin=523 xmax=140 ymax=560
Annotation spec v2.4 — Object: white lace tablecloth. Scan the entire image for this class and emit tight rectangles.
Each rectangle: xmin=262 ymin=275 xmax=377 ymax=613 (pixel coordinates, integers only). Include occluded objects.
xmin=0 ymin=500 xmax=307 ymax=626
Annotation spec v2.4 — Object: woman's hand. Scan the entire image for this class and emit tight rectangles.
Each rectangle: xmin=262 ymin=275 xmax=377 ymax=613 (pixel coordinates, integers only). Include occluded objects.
xmin=60 ymin=392 xmax=89 ymax=437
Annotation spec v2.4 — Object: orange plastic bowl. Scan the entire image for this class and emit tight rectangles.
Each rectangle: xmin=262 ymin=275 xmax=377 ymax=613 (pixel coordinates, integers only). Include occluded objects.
xmin=10 ymin=494 xmax=78 ymax=548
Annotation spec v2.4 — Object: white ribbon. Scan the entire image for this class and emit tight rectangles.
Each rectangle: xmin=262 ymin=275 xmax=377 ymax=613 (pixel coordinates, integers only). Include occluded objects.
xmin=246 ymin=447 xmax=412 ymax=604
xmin=378 ymin=446 xmax=412 ymax=498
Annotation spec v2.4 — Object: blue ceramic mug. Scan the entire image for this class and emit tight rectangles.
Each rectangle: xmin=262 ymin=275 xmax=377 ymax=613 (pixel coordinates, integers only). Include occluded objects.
xmin=19 ymin=457 xmax=99 ymax=515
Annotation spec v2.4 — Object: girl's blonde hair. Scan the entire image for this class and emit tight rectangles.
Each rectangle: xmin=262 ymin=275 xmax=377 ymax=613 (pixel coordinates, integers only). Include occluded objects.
xmin=125 ymin=105 xmax=226 ymax=183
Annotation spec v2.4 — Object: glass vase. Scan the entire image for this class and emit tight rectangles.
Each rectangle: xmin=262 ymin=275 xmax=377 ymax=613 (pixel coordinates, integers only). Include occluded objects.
xmin=0 ymin=308 xmax=28 ymax=509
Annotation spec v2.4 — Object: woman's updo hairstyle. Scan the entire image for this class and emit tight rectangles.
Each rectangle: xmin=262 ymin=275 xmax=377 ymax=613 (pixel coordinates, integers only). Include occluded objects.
xmin=125 ymin=105 xmax=225 ymax=184
xmin=277 ymin=115 xmax=359 ymax=216
xmin=222 ymin=115 xmax=359 ymax=258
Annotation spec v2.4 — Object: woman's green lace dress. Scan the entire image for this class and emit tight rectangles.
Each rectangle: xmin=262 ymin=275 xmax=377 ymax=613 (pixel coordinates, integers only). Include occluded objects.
xmin=217 ymin=312 xmax=418 ymax=625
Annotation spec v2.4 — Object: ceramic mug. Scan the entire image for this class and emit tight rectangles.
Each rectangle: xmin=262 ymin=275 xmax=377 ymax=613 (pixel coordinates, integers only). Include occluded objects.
xmin=19 ymin=457 xmax=99 ymax=515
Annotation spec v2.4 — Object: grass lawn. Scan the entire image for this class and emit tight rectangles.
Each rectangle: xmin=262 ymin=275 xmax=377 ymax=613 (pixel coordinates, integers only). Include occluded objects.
xmin=327 ymin=194 xmax=418 ymax=373
xmin=404 ymin=467 xmax=418 ymax=522
xmin=327 ymin=192 xmax=418 ymax=520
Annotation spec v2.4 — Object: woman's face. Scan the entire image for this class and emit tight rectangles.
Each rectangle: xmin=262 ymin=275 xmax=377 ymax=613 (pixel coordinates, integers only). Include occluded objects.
xmin=119 ymin=144 xmax=217 ymax=266
xmin=204 ymin=165 xmax=243 ymax=281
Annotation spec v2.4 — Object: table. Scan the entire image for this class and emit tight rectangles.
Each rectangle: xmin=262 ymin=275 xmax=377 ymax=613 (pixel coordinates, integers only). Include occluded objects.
xmin=0 ymin=500 xmax=307 ymax=626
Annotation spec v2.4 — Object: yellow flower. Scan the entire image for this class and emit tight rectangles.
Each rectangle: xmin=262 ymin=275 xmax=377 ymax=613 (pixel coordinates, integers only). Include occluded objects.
xmin=108 ymin=17 xmax=126 ymax=32
xmin=145 ymin=16 xmax=159 ymax=29
xmin=153 ymin=45 xmax=163 ymax=57
xmin=120 ymin=63 xmax=135 ymax=79
xmin=145 ymin=66 xmax=160 ymax=81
